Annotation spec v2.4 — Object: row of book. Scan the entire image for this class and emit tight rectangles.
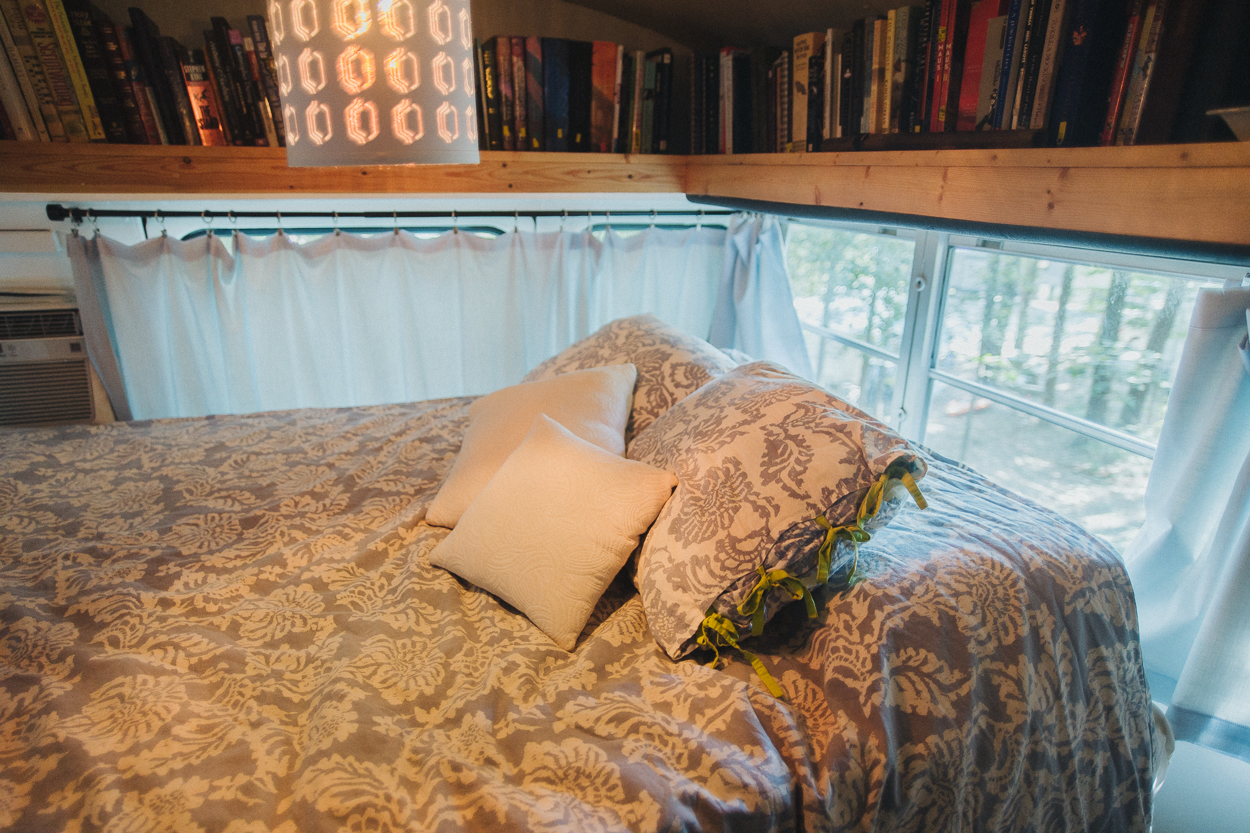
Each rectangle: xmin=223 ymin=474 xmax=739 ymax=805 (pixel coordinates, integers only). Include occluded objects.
xmin=0 ymin=1 xmax=283 ymax=146
xmin=474 ymin=37 xmax=676 ymax=154
xmin=697 ymin=0 xmax=1241 ymax=154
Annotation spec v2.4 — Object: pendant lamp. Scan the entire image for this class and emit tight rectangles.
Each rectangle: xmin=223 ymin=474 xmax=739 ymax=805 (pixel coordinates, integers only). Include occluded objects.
xmin=267 ymin=0 xmax=480 ymax=166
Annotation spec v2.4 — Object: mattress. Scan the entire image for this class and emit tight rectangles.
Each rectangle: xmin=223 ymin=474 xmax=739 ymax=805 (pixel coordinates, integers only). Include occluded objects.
xmin=0 ymin=398 xmax=1155 ymax=832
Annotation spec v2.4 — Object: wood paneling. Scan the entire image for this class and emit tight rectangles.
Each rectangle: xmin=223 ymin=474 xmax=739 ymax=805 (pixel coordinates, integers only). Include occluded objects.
xmin=2 ymin=140 xmax=1247 ymax=247
xmin=686 ymin=144 xmax=1250 ymax=246
xmin=0 ymin=144 xmax=686 ymax=197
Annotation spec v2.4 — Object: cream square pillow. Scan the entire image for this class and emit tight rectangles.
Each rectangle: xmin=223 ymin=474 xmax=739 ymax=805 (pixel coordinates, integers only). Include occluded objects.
xmin=429 ymin=415 xmax=677 ymax=651
xmin=426 ymin=363 xmax=636 ymax=528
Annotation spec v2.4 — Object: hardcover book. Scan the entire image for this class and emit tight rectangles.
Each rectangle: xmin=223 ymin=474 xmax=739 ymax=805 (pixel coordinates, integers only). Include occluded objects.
xmin=540 ymin=37 xmax=568 ymax=151
xmin=511 ymin=36 xmax=527 ymax=150
xmin=1048 ymin=0 xmax=1130 ymax=146
xmin=1028 ymin=0 xmax=1072 ymax=129
xmin=58 ymin=0 xmax=127 ymax=141
xmin=178 ymin=46 xmax=225 ymax=146
xmin=567 ymin=40 xmax=592 ymax=152
xmin=525 ymin=36 xmax=543 ymax=151
xmin=44 ymin=0 xmax=105 ymax=139
xmin=0 ymin=1 xmax=61 ymax=140
xmin=118 ymin=23 xmax=163 ymax=142
xmin=647 ymin=47 xmax=672 ymax=152
xmin=129 ymin=8 xmax=183 ymax=144
xmin=958 ymin=0 xmax=1009 ymax=131
xmin=492 ymin=36 xmax=515 ymax=150
xmin=791 ymin=32 xmax=823 ymax=150
xmin=91 ymin=7 xmax=145 ymax=142
xmin=19 ymin=0 xmax=90 ymax=141
xmin=590 ymin=40 xmax=616 ymax=152
xmin=246 ymin=15 xmax=284 ymax=146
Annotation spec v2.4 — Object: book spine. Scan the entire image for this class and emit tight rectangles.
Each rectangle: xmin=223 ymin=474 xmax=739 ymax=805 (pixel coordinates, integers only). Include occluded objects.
xmin=62 ymin=0 xmax=128 ymax=141
xmin=179 ymin=48 xmax=225 ymax=146
xmin=1028 ymin=0 xmax=1071 ymax=129
xmin=806 ymin=50 xmax=823 ymax=150
xmin=822 ymin=30 xmax=834 ymax=139
xmin=158 ymin=36 xmax=199 ymax=145
xmin=609 ymin=44 xmax=622 ymax=152
xmin=633 ymin=49 xmax=647 ymax=153
xmin=0 ymin=4 xmax=52 ymax=139
xmin=775 ymin=50 xmax=788 ymax=148
xmin=1114 ymin=0 xmax=1165 ymax=146
xmin=690 ymin=53 xmax=704 ymax=154
xmin=847 ymin=19 xmax=864 ymax=135
xmin=977 ymin=14 xmax=1008 ymax=129
xmin=791 ymin=32 xmax=822 ymax=150
xmin=993 ymin=0 xmax=1026 ymax=128
xmin=526 ymin=36 xmax=543 ymax=151
xmin=92 ymin=9 xmax=145 ymax=143
xmin=482 ymin=38 xmax=503 ymax=150
xmin=472 ymin=39 xmax=486 ymax=149
xmin=1048 ymin=0 xmax=1128 ymax=146
xmin=909 ymin=6 xmax=931 ymax=132
xmin=641 ymin=52 xmax=656 ymax=154
xmin=1098 ymin=0 xmax=1144 ymax=145
xmin=130 ymin=9 xmax=182 ymax=144
xmin=493 ymin=37 xmax=514 ymax=150
xmin=942 ymin=0 xmax=973 ymax=132
xmin=861 ymin=18 xmax=875 ymax=133
xmin=882 ymin=11 xmax=896 ymax=133
xmin=0 ymin=39 xmax=38 ymax=138
xmin=117 ymin=24 xmax=160 ymax=142
xmin=653 ymin=48 xmax=672 ymax=153
xmin=246 ymin=15 xmax=284 ymax=146
xmin=19 ymin=0 xmax=88 ymax=140
xmin=539 ymin=38 xmax=566 ymax=151
xmin=717 ymin=48 xmax=730 ymax=153
xmin=957 ymin=1 xmax=996 ymax=132
xmin=567 ymin=40 xmax=592 ymax=152
xmin=1009 ymin=0 xmax=1043 ymax=129
xmin=225 ymin=28 xmax=266 ymax=146
xmin=929 ymin=2 xmax=951 ymax=131
xmin=510 ymin=36 xmax=526 ymax=149
xmin=589 ymin=40 xmax=616 ymax=152
xmin=891 ymin=11 xmax=914 ymax=134
xmin=202 ymin=31 xmax=240 ymax=145
xmin=43 ymin=0 xmax=104 ymax=139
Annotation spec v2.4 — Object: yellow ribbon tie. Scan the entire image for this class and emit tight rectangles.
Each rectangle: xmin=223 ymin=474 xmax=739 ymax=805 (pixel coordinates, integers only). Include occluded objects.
xmin=737 ymin=566 xmax=817 ymax=636
xmin=814 ymin=515 xmax=871 ymax=584
xmin=696 ymin=611 xmax=785 ymax=699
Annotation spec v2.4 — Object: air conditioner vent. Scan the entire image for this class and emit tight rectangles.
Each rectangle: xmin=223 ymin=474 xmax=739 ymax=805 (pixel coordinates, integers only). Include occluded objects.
xmin=0 ymin=309 xmax=82 ymax=339
xmin=0 ymin=361 xmax=94 ymax=426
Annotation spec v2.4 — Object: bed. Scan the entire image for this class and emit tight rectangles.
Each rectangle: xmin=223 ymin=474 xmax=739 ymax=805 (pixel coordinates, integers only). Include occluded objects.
xmin=0 ymin=321 xmax=1157 ymax=833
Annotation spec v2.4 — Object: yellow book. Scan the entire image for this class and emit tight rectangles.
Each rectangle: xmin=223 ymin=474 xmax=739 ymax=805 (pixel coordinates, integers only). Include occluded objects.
xmin=42 ymin=0 xmax=105 ymax=140
xmin=791 ymin=31 xmax=825 ymax=153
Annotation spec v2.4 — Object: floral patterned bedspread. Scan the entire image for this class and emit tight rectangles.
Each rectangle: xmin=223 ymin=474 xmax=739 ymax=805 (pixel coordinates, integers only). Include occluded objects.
xmin=0 ymin=399 xmax=1154 ymax=832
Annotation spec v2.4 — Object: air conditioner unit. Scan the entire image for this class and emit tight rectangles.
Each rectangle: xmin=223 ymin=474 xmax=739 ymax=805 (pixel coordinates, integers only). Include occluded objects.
xmin=0 ymin=301 xmax=95 ymax=427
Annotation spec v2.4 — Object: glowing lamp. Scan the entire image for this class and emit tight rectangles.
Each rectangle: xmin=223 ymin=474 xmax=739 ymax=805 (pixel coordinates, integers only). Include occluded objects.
xmin=268 ymin=0 xmax=479 ymax=166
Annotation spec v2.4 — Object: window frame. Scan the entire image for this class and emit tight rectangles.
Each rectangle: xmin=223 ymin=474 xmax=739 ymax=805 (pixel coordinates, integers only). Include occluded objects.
xmin=785 ymin=220 xmax=1248 ymax=462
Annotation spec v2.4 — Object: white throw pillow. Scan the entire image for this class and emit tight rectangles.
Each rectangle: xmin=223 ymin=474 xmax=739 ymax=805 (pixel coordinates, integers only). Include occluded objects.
xmin=426 ymin=363 xmax=637 ymax=528
xmin=429 ymin=415 xmax=677 ymax=651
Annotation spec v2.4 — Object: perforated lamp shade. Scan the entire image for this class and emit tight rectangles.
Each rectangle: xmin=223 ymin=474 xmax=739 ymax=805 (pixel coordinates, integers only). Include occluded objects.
xmin=267 ymin=0 xmax=480 ymax=166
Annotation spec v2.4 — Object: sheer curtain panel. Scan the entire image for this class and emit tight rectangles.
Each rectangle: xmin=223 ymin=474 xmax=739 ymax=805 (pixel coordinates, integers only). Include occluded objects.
xmin=1124 ymin=282 xmax=1250 ymax=762
xmin=68 ymin=215 xmax=804 ymax=421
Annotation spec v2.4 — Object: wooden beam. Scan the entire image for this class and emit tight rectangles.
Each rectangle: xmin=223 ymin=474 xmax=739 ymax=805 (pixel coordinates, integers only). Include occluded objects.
xmin=0 ymin=143 xmax=687 ymax=196
xmin=685 ymin=144 xmax=1250 ymax=246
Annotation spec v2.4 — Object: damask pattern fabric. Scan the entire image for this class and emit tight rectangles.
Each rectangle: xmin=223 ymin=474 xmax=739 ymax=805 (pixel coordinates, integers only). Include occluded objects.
xmin=426 ymin=363 xmax=636 ymax=528
xmin=522 ymin=314 xmax=737 ymax=441
xmin=627 ymin=362 xmax=926 ymax=660
xmin=430 ymin=415 xmax=676 ymax=651
xmin=0 ymin=400 xmax=1153 ymax=831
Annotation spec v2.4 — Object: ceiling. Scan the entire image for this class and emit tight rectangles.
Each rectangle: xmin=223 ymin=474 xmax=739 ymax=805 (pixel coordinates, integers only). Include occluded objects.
xmin=561 ymin=0 xmax=903 ymax=50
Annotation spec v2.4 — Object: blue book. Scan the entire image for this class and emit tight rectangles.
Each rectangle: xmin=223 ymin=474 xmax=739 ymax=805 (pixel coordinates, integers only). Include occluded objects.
xmin=541 ymin=38 xmax=569 ymax=151
xmin=992 ymin=0 xmax=1028 ymax=129
xmin=1048 ymin=0 xmax=1129 ymax=146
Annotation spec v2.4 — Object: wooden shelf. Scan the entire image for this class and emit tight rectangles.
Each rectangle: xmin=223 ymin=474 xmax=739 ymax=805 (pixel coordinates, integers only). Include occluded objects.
xmin=1 ymin=140 xmax=1247 ymax=248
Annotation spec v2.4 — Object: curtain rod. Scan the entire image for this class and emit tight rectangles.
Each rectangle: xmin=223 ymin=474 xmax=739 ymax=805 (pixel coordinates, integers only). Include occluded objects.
xmin=45 ymin=204 xmax=736 ymax=224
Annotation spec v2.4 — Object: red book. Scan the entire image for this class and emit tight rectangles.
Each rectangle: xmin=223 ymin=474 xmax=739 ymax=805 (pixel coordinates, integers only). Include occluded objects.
xmin=1099 ymin=0 xmax=1145 ymax=146
xmin=510 ymin=36 xmax=526 ymax=150
xmin=589 ymin=40 xmax=617 ymax=152
xmin=957 ymin=0 xmax=1008 ymax=130
xmin=930 ymin=0 xmax=955 ymax=131
xmin=492 ymin=36 xmax=514 ymax=150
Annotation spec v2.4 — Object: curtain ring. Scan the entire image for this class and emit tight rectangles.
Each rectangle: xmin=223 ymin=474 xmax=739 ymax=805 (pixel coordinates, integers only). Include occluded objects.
xmin=393 ymin=210 xmax=399 ymax=235
xmin=275 ymin=210 xmax=283 ymax=236
xmin=202 ymin=210 xmax=213 ymax=237
xmin=452 ymin=210 xmax=458 ymax=234
xmin=87 ymin=208 xmax=99 ymax=238
xmin=155 ymin=209 xmax=166 ymax=237
xmin=605 ymin=211 xmax=610 ymax=232
xmin=697 ymin=209 xmax=704 ymax=230
xmin=650 ymin=209 xmax=656 ymax=229
xmin=333 ymin=211 xmax=340 ymax=236
xmin=228 ymin=210 xmax=237 ymax=225
xmin=560 ymin=210 xmax=567 ymax=232
xmin=514 ymin=210 xmax=519 ymax=233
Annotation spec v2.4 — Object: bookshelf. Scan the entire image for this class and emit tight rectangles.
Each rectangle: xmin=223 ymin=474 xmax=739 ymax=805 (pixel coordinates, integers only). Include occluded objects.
xmin=1 ymin=139 xmax=1247 ymax=248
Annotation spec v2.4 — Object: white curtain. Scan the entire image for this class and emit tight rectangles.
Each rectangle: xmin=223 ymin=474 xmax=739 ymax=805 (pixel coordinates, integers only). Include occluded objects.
xmin=69 ymin=214 xmax=807 ymax=420
xmin=1124 ymin=282 xmax=1250 ymax=762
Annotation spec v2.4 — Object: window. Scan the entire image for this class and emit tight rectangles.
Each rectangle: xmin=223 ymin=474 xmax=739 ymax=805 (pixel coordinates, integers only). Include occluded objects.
xmin=785 ymin=221 xmax=1239 ymax=551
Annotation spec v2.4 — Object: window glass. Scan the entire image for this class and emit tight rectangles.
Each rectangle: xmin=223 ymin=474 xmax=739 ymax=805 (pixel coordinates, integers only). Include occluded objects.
xmin=801 ymin=331 xmax=897 ymax=422
xmin=787 ymin=225 xmax=914 ymax=357
xmin=924 ymin=379 xmax=1153 ymax=552
xmin=937 ymin=247 xmax=1217 ymax=444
